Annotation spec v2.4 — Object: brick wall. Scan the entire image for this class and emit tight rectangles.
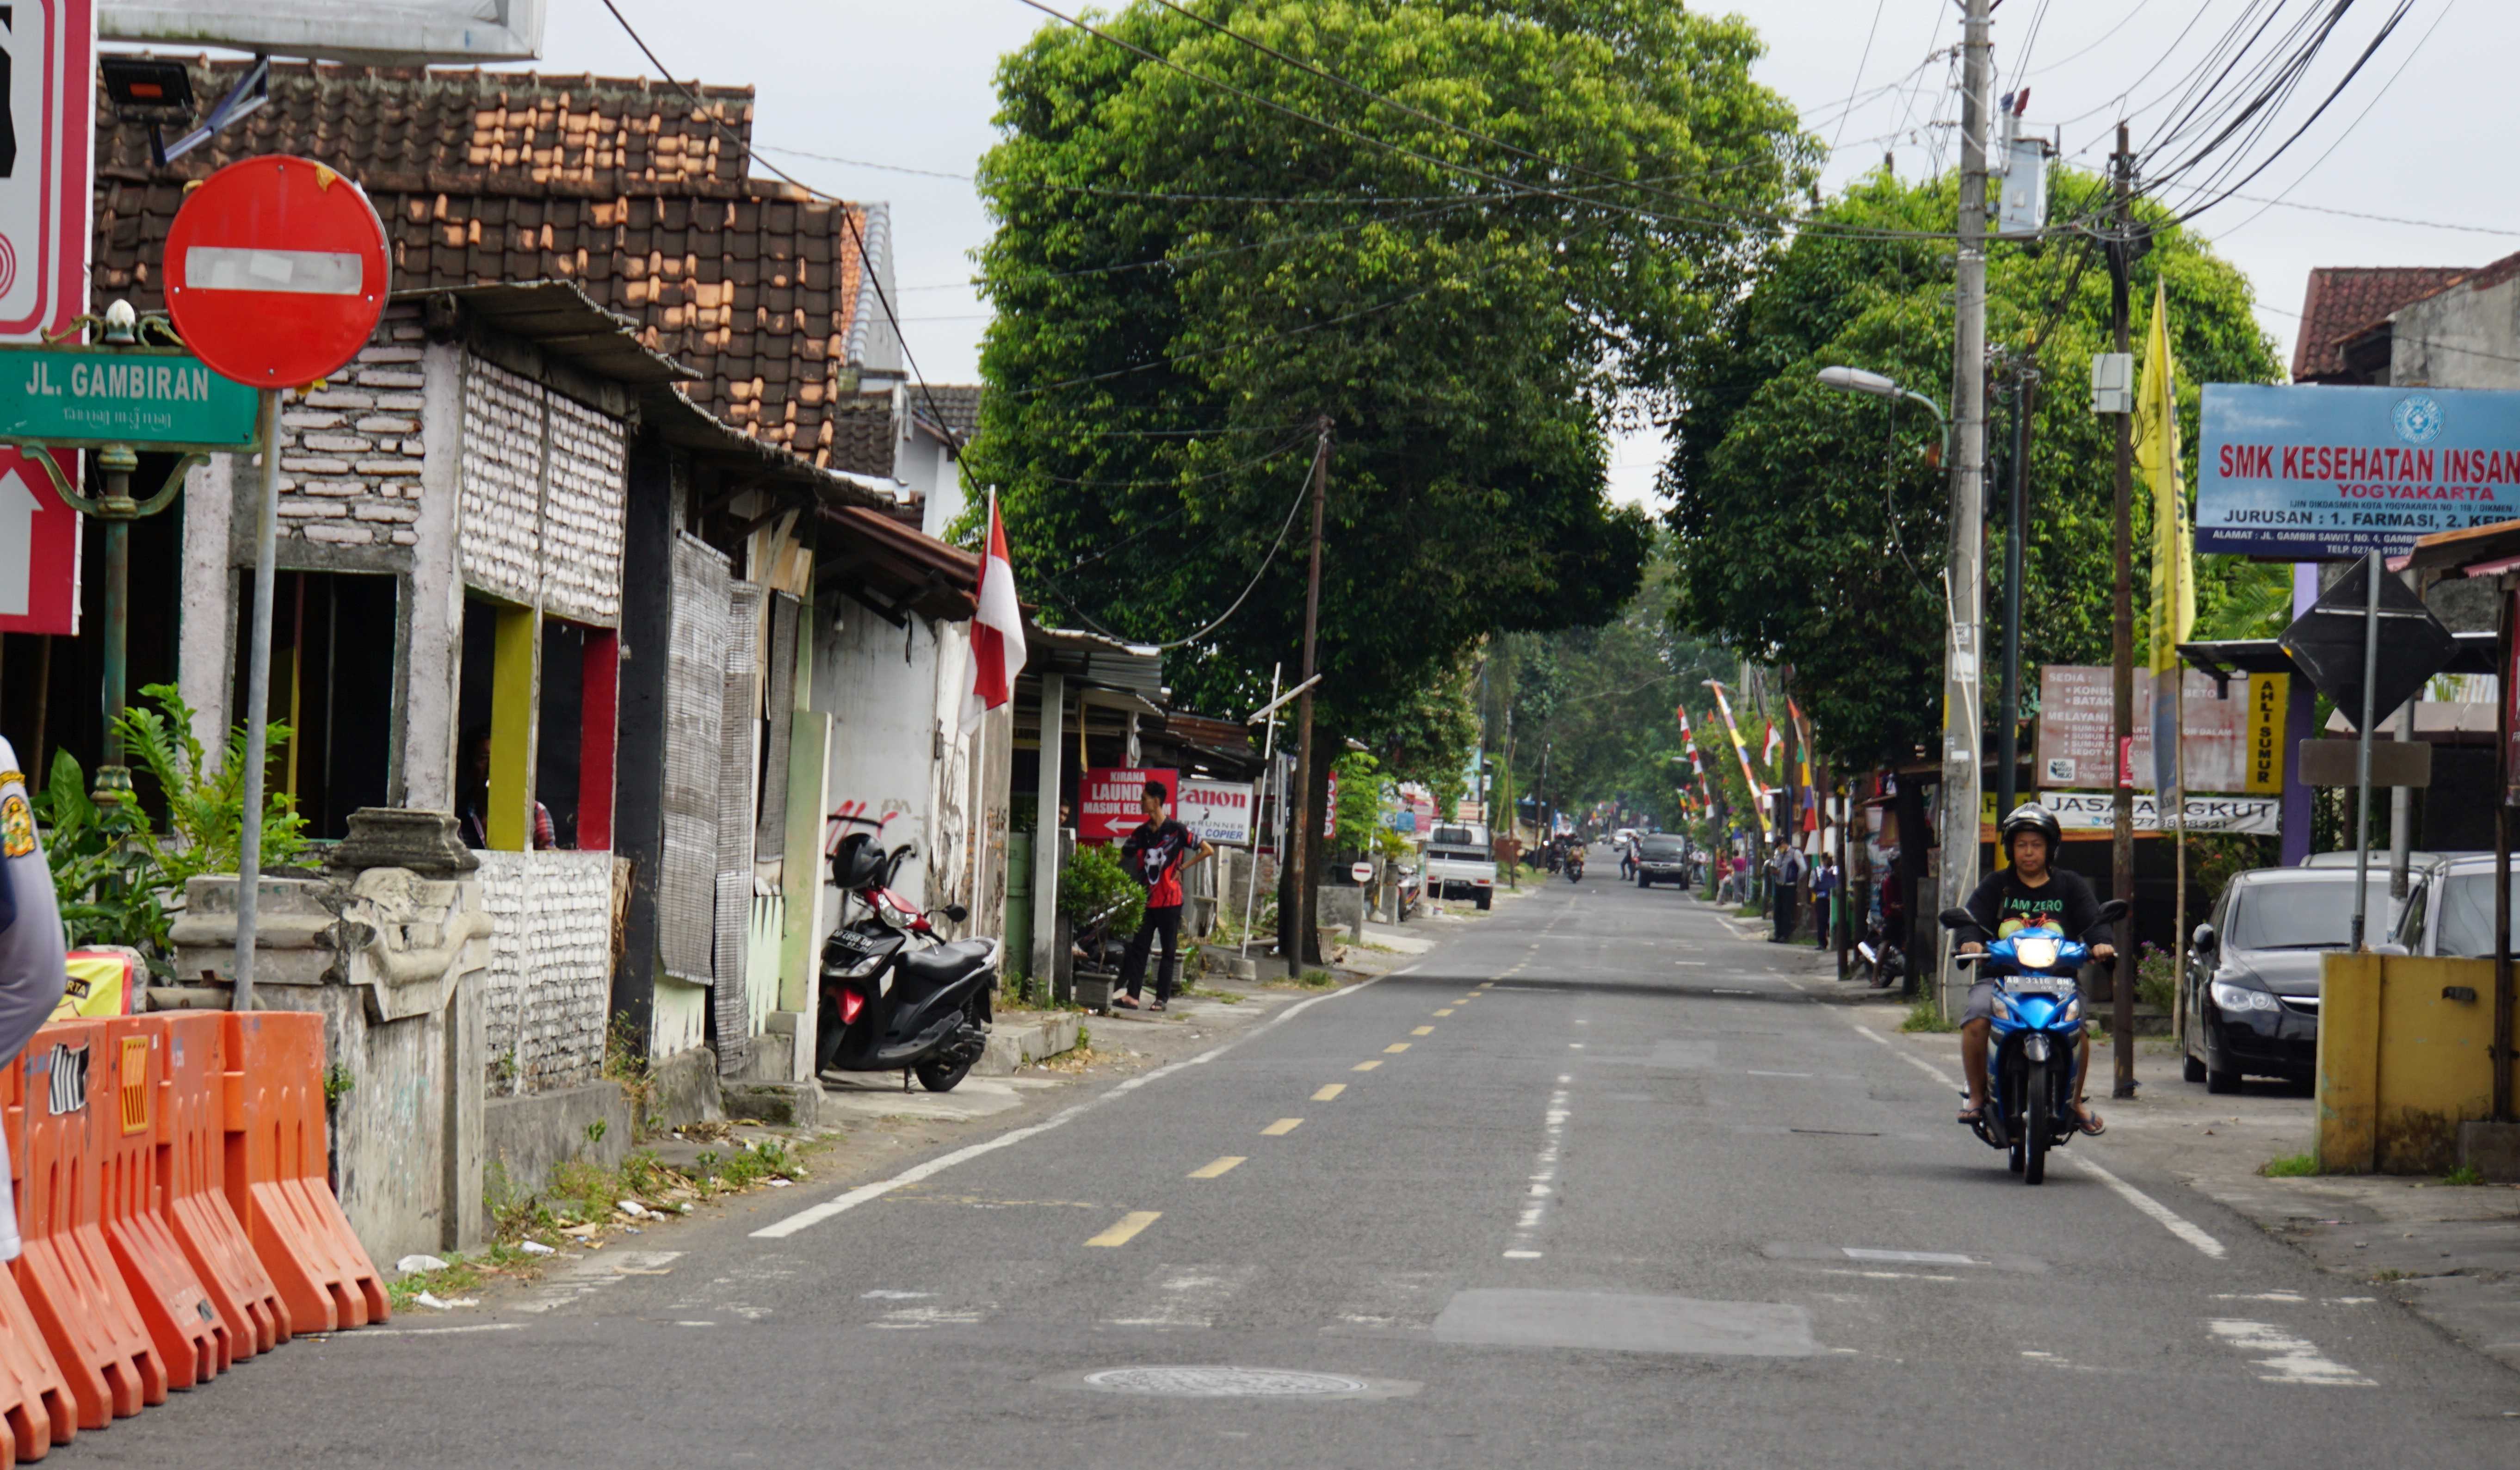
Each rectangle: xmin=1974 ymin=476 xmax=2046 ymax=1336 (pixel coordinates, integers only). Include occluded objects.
xmin=457 ymin=354 xmax=629 ymax=625
xmin=271 ymin=303 xmax=428 ymax=549
xmin=474 ymin=850 xmax=618 ymax=1093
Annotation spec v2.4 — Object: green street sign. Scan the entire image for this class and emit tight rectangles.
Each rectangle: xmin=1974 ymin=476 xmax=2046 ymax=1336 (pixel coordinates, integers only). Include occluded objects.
xmin=0 ymin=345 xmax=262 ymax=451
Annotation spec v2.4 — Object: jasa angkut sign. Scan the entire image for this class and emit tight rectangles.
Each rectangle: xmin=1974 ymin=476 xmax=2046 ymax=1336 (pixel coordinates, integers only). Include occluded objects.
xmin=2197 ymin=383 xmax=2520 ymax=558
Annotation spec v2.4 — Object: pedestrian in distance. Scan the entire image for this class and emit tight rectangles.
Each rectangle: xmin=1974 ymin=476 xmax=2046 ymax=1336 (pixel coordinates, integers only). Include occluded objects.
xmin=1768 ymin=840 xmax=1804 ymax=943
xmin=0 ymin=739 xmax=68 ymax=1266
xmin=1113 ymin=781 xmax=1214 ymax=1013
xmin=1811 ymin=852 xmax=1839 ymax=951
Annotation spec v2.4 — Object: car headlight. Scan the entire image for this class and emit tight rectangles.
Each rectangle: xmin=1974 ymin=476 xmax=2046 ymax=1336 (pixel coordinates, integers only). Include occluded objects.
xmin=2013 ymin=935 xmax=2061 ymax=971
xmin=2210 ymin=980 xmax=2280 ymax=1013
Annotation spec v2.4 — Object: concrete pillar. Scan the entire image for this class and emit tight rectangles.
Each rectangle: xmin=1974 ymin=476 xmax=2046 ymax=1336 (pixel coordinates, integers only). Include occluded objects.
xmin=1031 ymin=672 xmax=1066 ymax=988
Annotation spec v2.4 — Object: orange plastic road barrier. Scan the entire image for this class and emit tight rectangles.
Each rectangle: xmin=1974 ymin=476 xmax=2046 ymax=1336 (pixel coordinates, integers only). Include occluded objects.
xmin=0 ymin=1066 xmax=73 ymax=1462
xmin=222 ymin=1014 xmax=387 ymax=1332
xmin=12 ymin=1020 xmax=166 ymax=1427
xmin=97 ymin=1018 xmax=225 ymax=1389
xmin=155 ymin=1013 xmax=284 ymax=1359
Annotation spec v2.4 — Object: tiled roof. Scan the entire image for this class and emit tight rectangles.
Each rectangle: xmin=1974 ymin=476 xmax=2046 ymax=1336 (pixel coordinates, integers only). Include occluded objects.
xmin=90 ymin=59 xmax=879 ymax=467
xmin=825 ymin=395 xmax=899 ymax=480
xmin=911 ymin=384 xmax=982 ymax=445
xmin=2291 ymin=265 xmax=2471 ymax=381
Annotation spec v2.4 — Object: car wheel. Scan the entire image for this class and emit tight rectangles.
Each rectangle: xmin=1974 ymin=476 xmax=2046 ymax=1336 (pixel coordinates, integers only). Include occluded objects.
xmin=2183 ymin=1052 xmax=2207 ymax=1085
xmin=1475 ymin=891 xmax=1491 ymax=911
xmin=2205 ymin=1045 xmax=2241 ymax=1095
xmin=1637 ymin=874 xmax=1651 ymax=889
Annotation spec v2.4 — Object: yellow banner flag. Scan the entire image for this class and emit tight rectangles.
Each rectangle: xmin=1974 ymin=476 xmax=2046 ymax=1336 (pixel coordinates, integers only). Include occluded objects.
xmin=2137 ymin=277 xmax=2193 ymax=799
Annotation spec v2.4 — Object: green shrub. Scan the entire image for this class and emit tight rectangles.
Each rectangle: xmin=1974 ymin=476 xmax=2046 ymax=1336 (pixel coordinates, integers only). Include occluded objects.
xmin=2261 ymin=1153 xmax=2321 ymax=1177
xmin=1059 ymin=843 xmax=1143 ymax=935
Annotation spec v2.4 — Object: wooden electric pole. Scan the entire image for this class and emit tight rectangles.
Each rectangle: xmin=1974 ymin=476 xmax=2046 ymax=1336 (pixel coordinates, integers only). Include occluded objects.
xmin=1281 ymin=416 xmax=1332 ymax=976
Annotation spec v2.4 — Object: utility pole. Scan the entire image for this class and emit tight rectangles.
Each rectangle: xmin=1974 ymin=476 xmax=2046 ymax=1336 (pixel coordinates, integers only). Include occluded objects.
xmin=1998 ymin=362 xmax=2036 ymax=823
xmin=2108 ymin=123 xmax=2139 ymax=1099
xmin=1281 ymin=417 xmax=1331 ymax=978
xmin=1937 ymin=0 xmax=1995 ymax=1019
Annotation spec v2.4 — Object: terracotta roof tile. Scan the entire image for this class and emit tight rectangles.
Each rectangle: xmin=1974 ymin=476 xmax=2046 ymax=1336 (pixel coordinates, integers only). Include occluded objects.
xmin=2292 ymin=265 xmax=2472 ymax=380
xmin=90 ymin=58 xmax=874 ymax=467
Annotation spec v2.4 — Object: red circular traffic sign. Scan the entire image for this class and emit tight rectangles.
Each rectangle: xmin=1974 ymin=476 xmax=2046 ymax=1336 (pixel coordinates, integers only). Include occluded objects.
xmin=164 ymin=155 xmax=389 ymax=388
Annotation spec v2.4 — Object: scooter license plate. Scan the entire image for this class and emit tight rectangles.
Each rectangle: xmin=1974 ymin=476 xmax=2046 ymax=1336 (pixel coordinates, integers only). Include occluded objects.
xmin=2008 ymin=979 xmax=2071 ymax=997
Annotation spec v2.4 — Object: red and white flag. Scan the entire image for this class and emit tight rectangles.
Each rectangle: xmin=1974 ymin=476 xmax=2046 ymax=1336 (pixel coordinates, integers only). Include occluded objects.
xmin=961 ymin=493 xmax=1028 ymax=733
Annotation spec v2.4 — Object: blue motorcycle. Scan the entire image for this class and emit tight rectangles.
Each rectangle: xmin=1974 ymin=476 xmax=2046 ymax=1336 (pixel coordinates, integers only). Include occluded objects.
xmin=1938 ymin=900 xmax=2126 ymax=1185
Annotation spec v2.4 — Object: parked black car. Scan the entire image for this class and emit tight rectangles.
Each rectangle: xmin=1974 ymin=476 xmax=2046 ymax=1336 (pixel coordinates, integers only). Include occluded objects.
xmin=2185 ymin=867 xmax=2416 ymax=1093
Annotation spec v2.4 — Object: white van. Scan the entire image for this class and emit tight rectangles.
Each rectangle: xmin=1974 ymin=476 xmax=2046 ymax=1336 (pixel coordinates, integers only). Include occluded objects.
xmin=1423 ymin=822 xmax=1497 ymax=911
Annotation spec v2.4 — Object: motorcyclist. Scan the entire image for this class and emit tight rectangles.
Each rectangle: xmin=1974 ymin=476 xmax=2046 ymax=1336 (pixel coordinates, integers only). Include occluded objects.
xmin=1953 ymin=803 xmax=2112 ymax=1136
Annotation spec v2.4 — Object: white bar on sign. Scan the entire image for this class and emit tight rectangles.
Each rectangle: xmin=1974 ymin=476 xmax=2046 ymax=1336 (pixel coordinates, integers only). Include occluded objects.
xmin=180 ymin=247 xmax=364 ymax=295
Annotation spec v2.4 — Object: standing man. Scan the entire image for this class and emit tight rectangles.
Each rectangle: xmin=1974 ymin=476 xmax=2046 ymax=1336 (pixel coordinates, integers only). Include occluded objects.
xmin=1115 ymin=781 xmax=1213 ymax=1013
xmin=0 ymin=738 xmax=69 ymax=1264
xmin=1769 ymin=840 xmax=1804 ymax=943
xmin=1811 ymin=852 xmax=1840 ymax=951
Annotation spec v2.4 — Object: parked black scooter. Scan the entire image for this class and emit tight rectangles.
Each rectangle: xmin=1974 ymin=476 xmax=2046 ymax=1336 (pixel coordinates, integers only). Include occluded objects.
xmin=815 ymin=818 xmax=1000 ymax=1092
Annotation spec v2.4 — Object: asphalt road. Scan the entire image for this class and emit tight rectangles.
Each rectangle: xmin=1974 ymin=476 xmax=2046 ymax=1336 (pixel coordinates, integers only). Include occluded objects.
xmin=87 ymin=865 xmax=2520 ymax=1466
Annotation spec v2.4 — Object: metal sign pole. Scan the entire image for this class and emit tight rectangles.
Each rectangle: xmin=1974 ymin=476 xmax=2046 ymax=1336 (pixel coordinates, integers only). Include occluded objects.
xmin=1240 ymin=663 xmax=1281 ymax=958
xmin=231 ymin=387 xmax=284 ymax=1010
xmin=2351 ymin=550 xmax=2383 ymax=951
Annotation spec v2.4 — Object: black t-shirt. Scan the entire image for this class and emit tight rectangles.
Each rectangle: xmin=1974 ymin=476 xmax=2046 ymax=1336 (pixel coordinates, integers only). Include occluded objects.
xmin=1122 ymin=819 xmax=1196 ymax=908
xmin=1961 ymin=866 xmax=2102 ymax=944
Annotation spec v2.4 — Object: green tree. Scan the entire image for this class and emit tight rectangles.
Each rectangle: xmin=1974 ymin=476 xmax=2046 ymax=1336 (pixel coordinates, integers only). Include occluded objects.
xmin=970 ymin=0 xmax=1815 ymax=954
xmin=1663 ymin=168 xmax=2285 ymax=766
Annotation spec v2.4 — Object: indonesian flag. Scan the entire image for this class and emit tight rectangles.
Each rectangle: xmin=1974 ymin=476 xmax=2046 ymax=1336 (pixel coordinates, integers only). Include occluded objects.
xmin=1761 ymin=721 xmax=1784 ymax=768
xmin=960 ymin=493 xmax=1027 ymax=733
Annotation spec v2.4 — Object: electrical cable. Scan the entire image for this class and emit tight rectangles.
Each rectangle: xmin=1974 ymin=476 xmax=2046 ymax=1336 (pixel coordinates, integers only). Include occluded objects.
xmin=1830 ymin=0 xmax=1892 ymax=156
xmin=596 ymin=0 xmax=975 ymax=457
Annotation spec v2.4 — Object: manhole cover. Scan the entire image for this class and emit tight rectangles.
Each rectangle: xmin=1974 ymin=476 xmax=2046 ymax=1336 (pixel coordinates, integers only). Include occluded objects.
xmin=1083 ymin=1366 xmax=1369 ymax=1397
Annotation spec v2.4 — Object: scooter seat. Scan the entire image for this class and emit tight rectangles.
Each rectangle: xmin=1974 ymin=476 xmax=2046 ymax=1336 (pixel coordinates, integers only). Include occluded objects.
xmin=899 ymin=938 xmax=996 ymax=989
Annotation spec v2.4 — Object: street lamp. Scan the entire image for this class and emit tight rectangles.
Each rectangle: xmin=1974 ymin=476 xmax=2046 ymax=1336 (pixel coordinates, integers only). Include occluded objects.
xmin=1817 ymin=365 xmax=1950 ymax=461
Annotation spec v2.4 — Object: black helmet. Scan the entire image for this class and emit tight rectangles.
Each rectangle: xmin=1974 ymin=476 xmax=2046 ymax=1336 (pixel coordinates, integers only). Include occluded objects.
xmin=1999 ymin=802 xmax=2062 ymax=856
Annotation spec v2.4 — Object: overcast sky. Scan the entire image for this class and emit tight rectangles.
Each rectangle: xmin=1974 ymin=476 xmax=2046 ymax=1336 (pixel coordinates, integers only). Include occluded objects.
xmin=524 ymin=0 xmax=2497 ymax=506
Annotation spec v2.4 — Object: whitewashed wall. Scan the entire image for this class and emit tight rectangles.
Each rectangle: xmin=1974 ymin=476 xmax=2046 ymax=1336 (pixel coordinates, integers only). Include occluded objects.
xmin=473 ymin=850 xmax=618 ymax=1092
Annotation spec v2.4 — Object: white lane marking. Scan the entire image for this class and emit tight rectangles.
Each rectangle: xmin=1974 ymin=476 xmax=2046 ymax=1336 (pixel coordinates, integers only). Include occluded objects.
xmin=1844 ymin=1248 xmax=1980 ymax=1266
xmin=754 ymin=972 xmax=1387 ymax=1238
xmin=1815 ymin=1268 xmax=1959 ymax=1283
xmin=1674 ymin=961 xmax=1709 ymax=967
xmin=510 ymin=1250 xmax=683 ymax=1314
xmin=1505 ymin=1082 xmax=1573 ymax=1258
xmin=1106 ymin=1264 xmax=1259 ymax=1328
xmin=336 ymin=1323 xmax=525 ymax=1337
xmin=2074 ymin=1156 xmax=2228 ymax=1260
xmin=870 ymin=1303 xmax=989 ymax=1329
xmin=1712 ymin=988 xmax=1760 ymax=996
xmin=2207 ymin=1319 xmax=2375 ymax=1386
xmin=1747 ymin=1070 xmax=1813 ymax=1078
xmin=1831 ymin=1012 xmax=2230 ymax=1260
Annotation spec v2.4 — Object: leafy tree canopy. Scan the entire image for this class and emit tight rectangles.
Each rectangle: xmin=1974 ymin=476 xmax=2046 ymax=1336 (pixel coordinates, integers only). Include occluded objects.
xmin=1662 ymin=168 xmax=2285 ymax=766
xmin=968 ymin=0 xmax=1816 ymax=743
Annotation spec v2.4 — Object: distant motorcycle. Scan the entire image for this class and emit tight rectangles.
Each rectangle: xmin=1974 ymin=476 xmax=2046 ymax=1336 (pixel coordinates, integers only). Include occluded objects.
xmin=1564 ymin=848 xmax=1585 ymax=883
xmin=1856 ymin=912 xmax=1907 ymax=990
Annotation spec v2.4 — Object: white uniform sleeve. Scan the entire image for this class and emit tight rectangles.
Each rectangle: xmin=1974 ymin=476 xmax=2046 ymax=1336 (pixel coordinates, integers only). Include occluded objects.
xmin=0 ymin=737 xmax=68 ymax=1065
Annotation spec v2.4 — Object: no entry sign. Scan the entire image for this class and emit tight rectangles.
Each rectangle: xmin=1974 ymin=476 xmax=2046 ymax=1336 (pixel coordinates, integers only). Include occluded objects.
xmin=164 ymin=156 xmax=389 ymax=387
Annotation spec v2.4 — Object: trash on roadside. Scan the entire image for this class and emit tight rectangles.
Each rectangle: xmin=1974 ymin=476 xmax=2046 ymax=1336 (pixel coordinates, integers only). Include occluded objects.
xmin=518 ymin=1241 xmax=556 ymax=1256
xmin=397 ymin=1254 xmax=451 ymax=1274
xmin=562 ymin=1223 xmax=599 ymax=1237
xmin=768 ymin=1178 xmax=793 ymax=1187
xmin=617 ymin=1199 xmax=653 ymax=1218
xmin=413 ymin=1291 xmax=477 ymax=1310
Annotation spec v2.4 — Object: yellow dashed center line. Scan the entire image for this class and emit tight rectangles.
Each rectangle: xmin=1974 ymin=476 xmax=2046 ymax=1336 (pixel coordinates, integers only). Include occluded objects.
xmin=1411 ymin=1025 xmax=1435 ymax=1036
xmin=1352 ymin=1060 xmax=1384 ymax=1072
xmin=1311 ymin=1084 xmax=1346 ymax=1101
xmin=1187 ymin=1156 xmax=1246 ymax=1179
xmin=1434 ymin=1008 xmax=1455 ymax=1016
xmin=1384 ymin=1042 xmax=1412 ymax=1054
xmin=1262 ymin=1118 xmax=1304 ymax=1136
xmin=1086 ymin=1211 xmax=1161 ymax=1247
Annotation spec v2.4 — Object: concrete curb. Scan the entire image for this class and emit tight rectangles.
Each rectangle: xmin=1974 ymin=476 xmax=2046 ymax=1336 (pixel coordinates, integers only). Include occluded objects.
xmin=979 ymin=1013 xmax=1083 ymax=1075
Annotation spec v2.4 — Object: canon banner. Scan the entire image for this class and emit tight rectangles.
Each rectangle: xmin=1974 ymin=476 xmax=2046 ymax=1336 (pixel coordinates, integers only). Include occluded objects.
xmin=2198 ymin=382 xmax=2520 ymax=558
xmin=1179 ymin=778 xmax=1255 ymax=845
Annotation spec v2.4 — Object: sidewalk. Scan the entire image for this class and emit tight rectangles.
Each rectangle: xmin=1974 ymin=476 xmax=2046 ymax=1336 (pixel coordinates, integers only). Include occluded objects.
xmin=1798 ymin=950 xmax=2520 ymax=1374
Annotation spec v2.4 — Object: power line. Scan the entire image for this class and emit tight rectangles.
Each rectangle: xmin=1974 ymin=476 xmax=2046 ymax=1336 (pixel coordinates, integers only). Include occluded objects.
xmin=2021 ymin=0 xmax=2159 ymax=80
xmin=1830 ymin=0 xmax=1892 ymax=156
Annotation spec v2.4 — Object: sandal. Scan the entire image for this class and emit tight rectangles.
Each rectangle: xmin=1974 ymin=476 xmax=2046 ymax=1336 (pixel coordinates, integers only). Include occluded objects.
xmin=1957 ymin=1102 xmax=1987 ymax=1126
xmin=2072 ymin=1103 xmax=2107 ymax=1136
xmin=1113 ymin=996 xmax=1140 ymax=1010
xmin=1149 ymin=1001 xmax=1167 ymax=1013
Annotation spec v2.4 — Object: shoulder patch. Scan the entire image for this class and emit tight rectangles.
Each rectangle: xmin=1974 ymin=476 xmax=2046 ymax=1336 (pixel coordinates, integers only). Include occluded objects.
xmin=2 ymin=791 xmax=32 ymax=859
